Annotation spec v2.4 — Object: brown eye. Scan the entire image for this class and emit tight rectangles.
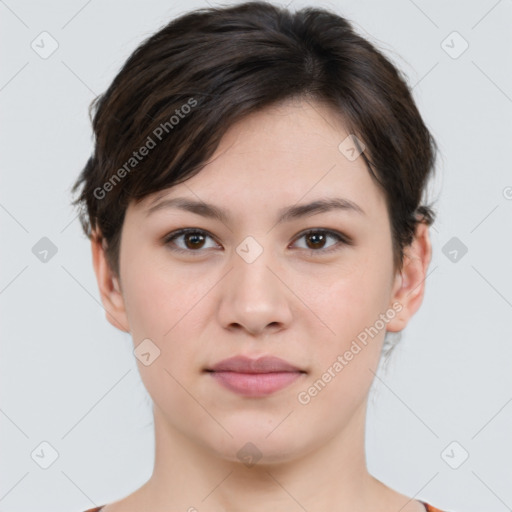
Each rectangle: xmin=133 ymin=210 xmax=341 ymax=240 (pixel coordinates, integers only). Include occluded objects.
xmin=305 ymin=232 xmax=328 ymax=250
xmin=292 ymin=229 xmax=351 ymax=254
xmin=182 ymin=231 xmax=206 ymax=249
xmin=163 ymin=227 xmax=351 ymax=256
xmin=164 ymin=229 xmax=219 ymax=254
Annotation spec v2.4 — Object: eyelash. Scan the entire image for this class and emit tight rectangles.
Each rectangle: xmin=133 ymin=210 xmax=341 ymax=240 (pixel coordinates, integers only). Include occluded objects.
xmin=162 ymin=228 xmax=352 ymax=256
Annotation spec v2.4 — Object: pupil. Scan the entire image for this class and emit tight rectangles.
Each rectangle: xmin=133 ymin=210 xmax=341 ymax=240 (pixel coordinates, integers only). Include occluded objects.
xmin=186 ymin=233 xmax=204 ymax=249
xmin=307 ymin=233 xmax=324 ymax=249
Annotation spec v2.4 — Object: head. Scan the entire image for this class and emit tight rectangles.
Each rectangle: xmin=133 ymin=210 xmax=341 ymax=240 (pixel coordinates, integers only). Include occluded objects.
xmin=72 ymin=1 xmax=437 ymax=464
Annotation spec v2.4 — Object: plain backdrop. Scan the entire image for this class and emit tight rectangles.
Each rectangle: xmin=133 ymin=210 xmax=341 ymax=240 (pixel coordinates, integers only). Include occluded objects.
xmin=1 ymin=1 xmax=511 ymax=511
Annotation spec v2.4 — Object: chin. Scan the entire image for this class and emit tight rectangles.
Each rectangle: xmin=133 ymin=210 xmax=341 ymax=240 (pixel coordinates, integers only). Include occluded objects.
xmin=202 ymin=421 xmax=310 ymax=466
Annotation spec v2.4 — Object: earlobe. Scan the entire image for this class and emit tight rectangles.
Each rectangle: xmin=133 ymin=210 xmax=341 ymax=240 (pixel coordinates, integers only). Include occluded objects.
xmin=90 ymin=232 xmax=130 ymax=333
xmin=386 ymin=222 xmax=432 ymax=333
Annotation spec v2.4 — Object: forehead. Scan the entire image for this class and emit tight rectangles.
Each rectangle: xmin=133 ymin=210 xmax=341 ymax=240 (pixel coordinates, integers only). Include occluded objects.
xmin=135 ymin=98 xmax=386 ymax=220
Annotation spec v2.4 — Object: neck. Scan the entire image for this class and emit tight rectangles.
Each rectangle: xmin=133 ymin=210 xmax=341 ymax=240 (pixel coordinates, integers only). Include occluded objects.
xmin=137 ymin=398 xmax=390 ymax=512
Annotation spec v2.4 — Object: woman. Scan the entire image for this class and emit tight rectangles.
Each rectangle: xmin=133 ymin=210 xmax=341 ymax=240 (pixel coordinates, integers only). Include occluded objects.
xmin=72 ymin=2 xmax=449 ymax=510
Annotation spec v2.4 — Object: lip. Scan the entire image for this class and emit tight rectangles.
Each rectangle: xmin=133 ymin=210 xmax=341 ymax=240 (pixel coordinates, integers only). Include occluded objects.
xmin=206 ymin=355 xmax=306 ymax=397
xmin=209 ymin=355 xmax=303 ymax=373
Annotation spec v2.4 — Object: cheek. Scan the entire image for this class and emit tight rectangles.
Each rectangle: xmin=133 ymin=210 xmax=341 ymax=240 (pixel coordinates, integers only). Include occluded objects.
xmin=314 ymin=257 xmax=390 ymax=336
xmin=301 ymin=253 xmax=393 ymax=400
xmin=120 ymin=258 xmax=210 ymax=412
xmin=121 ymin=249 xmax=210 ymax=341
xmin=296 ymin=267 xmax=390 ymax=418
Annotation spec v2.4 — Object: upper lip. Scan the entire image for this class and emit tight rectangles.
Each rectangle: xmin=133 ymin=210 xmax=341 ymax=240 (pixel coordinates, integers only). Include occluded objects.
xmin=207 ymin=355 xmax=305 ymax=374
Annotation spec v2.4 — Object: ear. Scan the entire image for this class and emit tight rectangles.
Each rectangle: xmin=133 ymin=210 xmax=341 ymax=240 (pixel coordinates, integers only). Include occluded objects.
xmin=386 ymin=222 xmax=432 ymax=332
xmin=90 ymin=231 xmax=130 ymax=333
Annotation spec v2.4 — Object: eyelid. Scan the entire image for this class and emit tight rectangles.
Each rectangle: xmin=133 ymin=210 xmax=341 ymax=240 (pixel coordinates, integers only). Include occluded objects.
xmin=291 ymin=227 xmax=353 ymax=247
xmin=163 ymin=227 xmax=353 ymax=254
xmin=162 ymin=228 xmax=221 ymax=253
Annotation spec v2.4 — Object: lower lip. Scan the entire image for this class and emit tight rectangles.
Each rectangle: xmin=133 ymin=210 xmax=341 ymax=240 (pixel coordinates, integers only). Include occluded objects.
xmin=209 ymin=371 xmax=304 ymax=397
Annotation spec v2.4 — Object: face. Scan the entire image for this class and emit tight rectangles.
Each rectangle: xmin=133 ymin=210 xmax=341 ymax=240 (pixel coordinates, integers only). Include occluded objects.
xmin=92 ymin=98 xmax=431 ymax=464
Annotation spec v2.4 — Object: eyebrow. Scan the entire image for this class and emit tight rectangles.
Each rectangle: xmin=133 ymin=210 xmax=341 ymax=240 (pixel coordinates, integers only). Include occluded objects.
xmin=145 ymin=196 xmax=365 ymax=223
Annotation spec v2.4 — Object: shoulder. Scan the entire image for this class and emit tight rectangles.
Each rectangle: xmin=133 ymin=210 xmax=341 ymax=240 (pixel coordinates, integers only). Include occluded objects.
xmin=421 ymin=502 xmax=454 ymax=512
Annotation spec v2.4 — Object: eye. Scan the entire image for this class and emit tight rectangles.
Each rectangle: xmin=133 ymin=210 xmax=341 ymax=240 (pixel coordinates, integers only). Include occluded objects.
xmin=162 ymin=228 xmax=352 ymax=255
xmin=163 ymin=228 xmax=220 ymax=254
xmin=291 ymin=228 xmax=352 ymax=254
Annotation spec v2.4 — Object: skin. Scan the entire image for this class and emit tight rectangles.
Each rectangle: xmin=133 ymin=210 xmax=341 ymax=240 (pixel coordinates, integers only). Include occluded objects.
xmin=91 ymin=97 xmax=432 ymax=512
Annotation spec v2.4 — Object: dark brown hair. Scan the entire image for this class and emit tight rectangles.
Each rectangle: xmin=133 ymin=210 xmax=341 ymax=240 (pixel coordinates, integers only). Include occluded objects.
xmin=71 ymin=0 xmax=437 ymax=279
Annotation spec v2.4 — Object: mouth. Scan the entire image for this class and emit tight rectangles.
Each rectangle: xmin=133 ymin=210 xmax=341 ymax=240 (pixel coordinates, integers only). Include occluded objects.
xmin=204 ymin=355 xmax=307 ymax=397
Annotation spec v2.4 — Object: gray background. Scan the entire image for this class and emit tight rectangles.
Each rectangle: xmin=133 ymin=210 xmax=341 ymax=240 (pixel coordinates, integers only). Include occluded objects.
xmin=1 ymin=0 xmax=511 ymax=511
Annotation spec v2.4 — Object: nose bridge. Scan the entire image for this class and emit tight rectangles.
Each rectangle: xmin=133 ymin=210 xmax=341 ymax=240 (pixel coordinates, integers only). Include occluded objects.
xmin=232 ymin=234 xmax=278 ymax=296
xmin=218 ymin=233 xmax=292 ymax=334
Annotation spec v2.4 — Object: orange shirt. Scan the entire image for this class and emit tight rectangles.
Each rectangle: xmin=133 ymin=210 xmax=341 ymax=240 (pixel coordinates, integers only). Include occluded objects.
xmin=83 ymin=501 xmax=449 ymax=511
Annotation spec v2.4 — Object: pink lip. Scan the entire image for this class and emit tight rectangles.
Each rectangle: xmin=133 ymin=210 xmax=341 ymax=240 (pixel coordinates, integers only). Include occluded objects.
xmin=206 ymin=356 xmax=306 ymax=397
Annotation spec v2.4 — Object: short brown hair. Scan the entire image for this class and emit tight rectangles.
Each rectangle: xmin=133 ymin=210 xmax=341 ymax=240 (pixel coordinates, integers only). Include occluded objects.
xmin=71 ymin=0 xmax=438 ymax=279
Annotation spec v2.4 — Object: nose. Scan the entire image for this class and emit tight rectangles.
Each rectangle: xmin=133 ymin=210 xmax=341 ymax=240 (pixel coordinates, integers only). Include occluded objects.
xmin=217 ymin=242 xmax=293 ymax=337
